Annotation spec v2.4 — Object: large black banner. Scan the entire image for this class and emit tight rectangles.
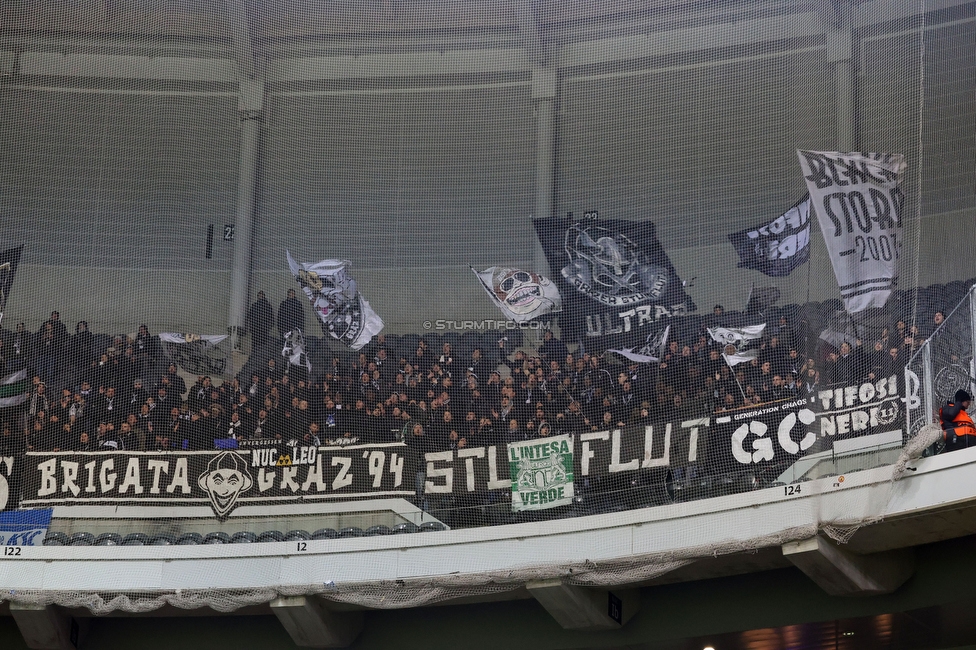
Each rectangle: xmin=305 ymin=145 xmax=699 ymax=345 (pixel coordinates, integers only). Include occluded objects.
xmin=424 ymin=375 xmax=902 ymax=495
xmin=728 ymin=195 xmax=811 ymax=278
xmin=9 ymin=377 xmax=902 ymax=516
xmin=533 ymin=216 xmax=696 ymax=350
xmin=19 ymin=442 xmax=413 ymax=519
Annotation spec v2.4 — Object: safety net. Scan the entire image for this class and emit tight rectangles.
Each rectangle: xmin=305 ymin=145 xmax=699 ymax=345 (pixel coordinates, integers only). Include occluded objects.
xmin=0 ymin=0 xmax=973 ymax=614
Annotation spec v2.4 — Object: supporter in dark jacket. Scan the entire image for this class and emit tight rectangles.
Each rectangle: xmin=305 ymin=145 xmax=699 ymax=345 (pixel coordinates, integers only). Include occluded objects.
xmin=246 ymin=291 xmax=274 ymax=351
xmin=277 ymin=289 xmax=305 ymax=338
xmin=69 ymin=321 xmax=95 ymax=372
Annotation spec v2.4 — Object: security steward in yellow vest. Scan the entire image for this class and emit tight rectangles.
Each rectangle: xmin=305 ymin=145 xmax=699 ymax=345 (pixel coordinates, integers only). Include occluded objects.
xmin=940 ymin=389 xmax=976 ymax=452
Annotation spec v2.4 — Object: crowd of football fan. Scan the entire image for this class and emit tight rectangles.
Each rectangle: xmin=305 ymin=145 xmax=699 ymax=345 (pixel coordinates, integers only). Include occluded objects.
xmin=0 ymin=294 xmax=951 ymax=460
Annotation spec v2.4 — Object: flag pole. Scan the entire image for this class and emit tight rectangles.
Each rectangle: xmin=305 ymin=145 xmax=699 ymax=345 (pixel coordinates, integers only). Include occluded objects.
xmin=728 ymin=360 xmax=749 ymax=402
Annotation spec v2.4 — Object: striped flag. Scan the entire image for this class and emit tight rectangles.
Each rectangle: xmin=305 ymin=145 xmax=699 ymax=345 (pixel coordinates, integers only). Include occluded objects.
xmin=0 ymin=369 xmax=28 ymax=407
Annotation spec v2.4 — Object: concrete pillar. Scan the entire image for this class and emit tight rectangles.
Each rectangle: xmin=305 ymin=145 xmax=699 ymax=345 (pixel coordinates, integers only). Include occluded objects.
xmin=224 ymin=0 xmax=264 ymax=352
xmin=533 ymin=67 xmax=557 ymax=227
xmin=527 ymin=580 xmax=639 ymax=630
xmin=532 ymin=67 xmax=558 ymax=345
xmin=9 ymin=602 xmax=85 ymax=650
xmin=271 ymin=596 xmax=363 ymax=648
xmin=826 ymin=1 xmax=856 ymax=150
xmin=783 ymin=535 xmax=914 ymax=596
xmin=226 ymin=79 xmax=264 ymax=352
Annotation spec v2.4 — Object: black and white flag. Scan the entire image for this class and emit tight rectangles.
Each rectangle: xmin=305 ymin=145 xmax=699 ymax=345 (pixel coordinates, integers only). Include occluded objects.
xmin=607 ymin=325 xmax=670 ymax=363
xmin=0 ymin=244 xmax=23 ymax=323
xmin=472 ymin=266 xmax=562 ymax=323
xmin=159 ymin=333 xmax=230 ymax=376
xmin=728 ymin=196 xmax=811 ymax=277
xmin=797 ymin=151 xmax=906 ymax=313
xmin=533 ymin=216 xmax=695 ymax=350
xmin=282 ymin=329 xmax=312 ymax=372
xmin=287 ymin=251 xmax=384 ymax=351
xmin=708 ymin=324 xmax=766 ymax=366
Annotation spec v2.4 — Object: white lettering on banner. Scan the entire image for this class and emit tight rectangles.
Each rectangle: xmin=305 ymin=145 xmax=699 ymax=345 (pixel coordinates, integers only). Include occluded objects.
xmin=798 ymin=150 xmax=905 ymax=313
xmin=729 ymin=376 xmax=901 ymax=465
xmin=580 ymin=431 xmax=610 ymax=475
xmin=904 ymin=369 xmax=921 ymax=410
xmin=458 ymin=447 xmax=485 ymax=492
xmin=61 ymin=461 xmax=80 ymax=497
xmin=364 ymin=450 xmax=385 ymax=488
xmin=389 ymin=453 xmax=404 ymax=488
xmin=584 ymin=303 xmax=690 ymax=337
xmin=610 ymin=429 xmax=640 ymax=472
xmin=0 ymin=457 xmax=13 ymax=511
xmin=167 ymin=458 xmax=190 ymax=494
xmin=280 ymin=466 xmax=300 ymax=493
xmin=250 ymin=446 xmax=318 ymax=468
xmin=258 ymin=468 xmax=275 ymax=491
xmin=330 ymin=457 xmax=353 ymax=491
xmin=147 ymin=460 xmax=169 ymax=494
xmin=119 ymin=457 xmax=144 ymax=494
xmin=99 ymin=458 xmax=117 ymax=493
xmin=732 ymin=421 xmax=774 ymax=464
xmin=641 ymin=424 xmax=671 ymax=469
xmin=300 ymin=456 xmax=326 ymax=492
xmin=83 ymin=460 xmax=97 ymax=493
xmin=487 ymin=445 xmax=511 ymax=490
xmin=683 ymin=418 xmax=709 ymax=463
xmin=0 ymin=530 xmax=44 ymax=546
xmin=37 ymin=458 xmax=56 ymax=497
xmin=425 ymin=451 xmax=453 ymax=494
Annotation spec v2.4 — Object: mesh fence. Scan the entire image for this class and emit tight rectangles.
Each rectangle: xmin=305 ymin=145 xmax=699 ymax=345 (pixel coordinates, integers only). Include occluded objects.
xmin=0 ymin=0 xmax=973 ymax=615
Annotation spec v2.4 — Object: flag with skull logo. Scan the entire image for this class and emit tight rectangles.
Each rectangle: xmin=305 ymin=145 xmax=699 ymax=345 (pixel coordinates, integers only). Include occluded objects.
xmin=533 ymin=216 xmax=696 ymax=349
xmin=471 ymin=266 xmax=562 ymax=323
xmin=286 ymin=251 xmax=384 ymax=351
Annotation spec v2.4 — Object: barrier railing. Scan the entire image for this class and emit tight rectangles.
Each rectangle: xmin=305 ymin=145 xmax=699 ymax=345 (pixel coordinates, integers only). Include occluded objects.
xmin=906 ymin=284 xmax=976 ymax=452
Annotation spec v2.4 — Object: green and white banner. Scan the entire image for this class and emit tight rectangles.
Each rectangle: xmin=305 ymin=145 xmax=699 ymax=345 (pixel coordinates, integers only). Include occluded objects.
xmin=0 ymin=369 xmax=28 ymax=408
xmin=508 ymin=434 xmax=574 ymax=512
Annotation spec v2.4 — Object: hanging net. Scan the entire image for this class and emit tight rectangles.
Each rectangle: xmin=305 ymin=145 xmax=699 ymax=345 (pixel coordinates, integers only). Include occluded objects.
xmin=0 ymin=0 xmax=972 ymax=615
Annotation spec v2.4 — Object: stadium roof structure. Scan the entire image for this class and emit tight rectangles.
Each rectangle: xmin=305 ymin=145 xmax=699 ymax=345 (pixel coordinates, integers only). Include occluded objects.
xmin=2 ymin=0 xmax=976 ymax=648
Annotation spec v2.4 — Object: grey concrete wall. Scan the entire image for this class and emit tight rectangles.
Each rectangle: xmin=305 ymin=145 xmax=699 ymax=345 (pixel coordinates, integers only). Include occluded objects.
xmin=0 ymin=6 xmax=972 ymax=337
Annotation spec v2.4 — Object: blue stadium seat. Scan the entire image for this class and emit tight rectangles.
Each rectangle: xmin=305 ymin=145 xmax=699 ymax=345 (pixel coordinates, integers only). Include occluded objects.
xmin=391 ymin=522 xmax=419 ymax=534
xmin=148 ymin=533 xmax=177 ymax=546
xmin=121 ymin=533 xmax=149 ymax=546
xmin=68 ymin=532 xmax=95 ymax=546
xmin=94 ymin=532 xmax=123 ymax=546
xmin=311 ymin=528 xmax=339 ymax=540
xmin=283 ymin=530 xmax=311 ymax=541
xmin=230 ymin=531 xmax=258 ymax=544
xmin=176 ymin=532 xmax=204 ymax=545
xmin=203 ymin=532 xmax=231 ymax=544
xmin=43 ymin=532 xmax=69 ymax=546
xmin=256 ymin=530 xmax=285 ymax=543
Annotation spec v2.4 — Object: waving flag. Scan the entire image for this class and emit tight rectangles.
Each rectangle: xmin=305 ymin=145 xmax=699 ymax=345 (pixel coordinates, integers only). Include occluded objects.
xmin=728 ymin=196 xmax=811 ymax=277
xmin=159 ymin=333 xmax=230 ymax=376
xmin=287 ymin=251 xmax=383 ymax=351
xmin=533 ymin=216 xmax=695 ymax=350
xmin=472 ymin=266 xmax=562 ymax=323
xmin=0 ymin=369 xmax=28 ymax=407
xmin=607 ymin=325 xmax=670 ymax=363
xmin=797 ymin=151 xmax=906 ymax=313
xmin=282 ymin=329 xmax=312 ymax=372
xmin=708 ymin=324 xmax=766 ymax=366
